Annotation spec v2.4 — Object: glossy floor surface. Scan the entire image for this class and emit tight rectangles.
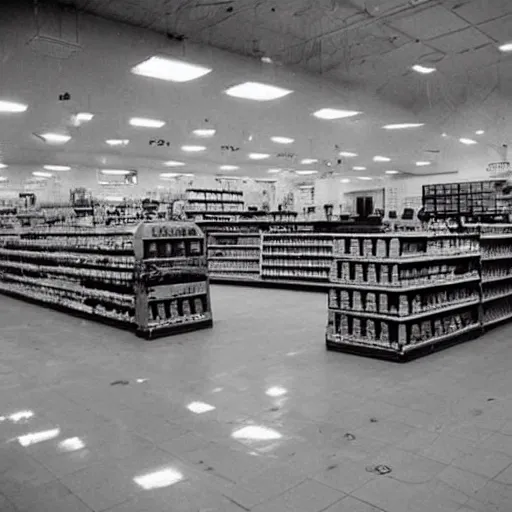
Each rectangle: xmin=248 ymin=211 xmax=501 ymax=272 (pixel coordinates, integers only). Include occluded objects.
xmin=1 ymin=286 xmax=512 ymax=512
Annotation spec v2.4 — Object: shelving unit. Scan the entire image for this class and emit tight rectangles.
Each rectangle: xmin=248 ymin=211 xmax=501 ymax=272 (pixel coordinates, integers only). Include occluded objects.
xmin=0 ymin=221 xmax=213 ymax=339
xmin=185 ymin=188 xmax=244 ymax=219
xmin=326 ymin=232 xmax=482 ymax=361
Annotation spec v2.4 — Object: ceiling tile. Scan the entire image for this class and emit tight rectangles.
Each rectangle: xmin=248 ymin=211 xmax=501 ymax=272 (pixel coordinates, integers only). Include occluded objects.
xmin=452 ymin=0 xmax=512 ymax=25
xmin=388 ymin=5 xmax=469 ymax=40
xmin=478 ymin=13 xmax=512 ymax=42
xmin=429 ymin=27 xmax=491 ymax=53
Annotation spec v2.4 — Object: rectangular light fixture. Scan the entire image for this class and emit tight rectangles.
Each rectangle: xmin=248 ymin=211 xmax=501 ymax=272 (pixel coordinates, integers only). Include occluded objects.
xmin=412 ymin=64 xmax=436 ymax=74
xmin=383 ymin=123 xmax=424 ymax=130
xmin=0 ymin=164 xmax=8 ymax=169
xmin=129 ymin=117 xmax=165 ymax=128
xmin=313 ymin=108 xmax=360 ymax=120
xmin=225 ymin=82 xmax=293 ymax=101
xmin=164 ymin=161 xmax=185 ymax=167
xmin=0 ymin=100 xmax=28 ymax=113
xmin=193 ymin=128 xmax=216 ymax=137
xmin=300 ymin=158 xmax=318 ymax=164
xmin=187 ymin=402 xmax=215 ymax=414
xmin=498 ymin=42 xmax=512 ymax=52
xmin=106 ymin=139 xmax=129 ymax=146
xmin=232 ymin=426 xmax=282 ymax=441
xmin=132 ymin=56 xmax=212 ymax=82
xmin=18 ymin=428 xmax=60 ymax=447
xmin=415 ymin=161 xmax=431 ymax=167
xmin=358 ymin=176 xmax=373 ymax=180
xmin=219 ymin=165 xmax=239 ymax=171
xmin=160 ymin=173 xmax=180 ymax=178
xmin=101 ymin=169 xmax=130 ymax=175
xmin=32 ymin=171 xmax=53 ymax=178
xmin=76 ymin=112 xmax=94 ymax=122
xmin=385 ymin=170 xmax=400 ymax=174
xmin=373 ymin=155 xmax=391 ymax=162
xmin=267 ymin=168 xmax=281 ymax=173
xmin=339 ymin=151 xmax=358 ymax=157
xmin=104 ymin=196 xmax=124 ymax=202
xmin=476 ymin=130 xmax=485 ymax=135
xmin=271 ymin=136 xmax=294 ymax=144
xmin=296 ymin=170 xmax=318 ymax=175
xmin=134 ymin=468 xmax=184 ymax=490
xmin=39 ymin=133 xmax=71 ymax=144
xmin=459 ymin=138 xmax=477 ymax=145
xmin=248 ymin=153 xmax=270 ymax=160
xmin=44 ymin=165 xmax=70 ymax=171
xmin=340 ymin=178 xmax=351 ymax=183
xmin=353 ymin=166 xmax=366 ymax=171
xmin=181 ymin=145 xmax=205 ymax=152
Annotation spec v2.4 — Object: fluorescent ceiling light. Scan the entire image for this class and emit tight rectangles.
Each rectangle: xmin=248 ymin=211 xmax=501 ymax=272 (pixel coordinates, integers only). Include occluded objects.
xmin=104 ymin=196 xmax=124 ymax=202
xmin=164 ymin=160 xmax=185 ymax=167
xmin=132 ymin=56 xmax=212 ymax=82
xmin=248 ymin=153 xmax=270 ymax=160
xmin=415 ymin=161 xmax=431 ymax=167
xmin=101 ymin=169 xmax=130 ymax=175
xmin=267 ymin=168 xmax=281 ymax=173
xmin=32 ymin=171 xmax=53 ymax=178
xmin=358 ymin=176 xmax=372 ymax=180
xmin=182 ymin=145 xmax=205 ymax=152
xmin=160 ymin=173 xmax=180 ymax=178
xmin=459 ymin=138 xmax=477 ymax=145
xmin=181 ymin=173 xmax=195 ymax=177
xmin=340 ymin=178 xmax=351 ymax=183
xmin=44 ymin=165 xmax=70 ymax=171
xmin=76 ymin=112 xmax=94 ymax=122
xmin=266 ymin=386 xmax=287 ymax=397
xmin=353 ymin=166 xmax=366 ymax=171
xmin=373 ymin=156 xmax=391 ymax=162
xmin=300 ymin=158 xmax=318 ymax=165
xmin=0 ymin=164 xmax=7 ymax=169
xmin=232 ymin=425 xmax=282 ymax=441
xmin=271 ymin=136 xmax=294 ymax=144
xmin=339 ymin=151 xmax=358 ymax=157
xmin=442 ymin=133 xmax=448 ymax=137
xmin=134 ymin=468 xmax=184 ymax=490
xmin=476 ymin=130 xmax=485 ymax=135
xmin=296 ymin=170 xmax=318 ymax=175
xmin=219 ymin=165 xmax=239 ymax=171
xmin=0 ymin=100 xmax=28 ymax=113
xmin=106 ymin=139 xmax=129 ymax=146
xmin=187 ymin=401 xmax=215 ymax=414
xmin=129 ymin=117 xmax=165 ymax=128
xmin=9 ymin=410 xmax=34 ymax=422
xmin=498 ymin=42 xmax=512 ymax=52
xmin=385 ymin=170 xmax=400 ymax=174
xmin=383 ymin=123 xmax=424 ymax=130
xmin=40 ymin=133 xmax=71 ymax=144
xmin=193 ymin=128 xmax=216 ymax=137
xmin=412 ymin=64 xmax=436 ymax=74
xmin=261 ymin=56 xmax=273 ymax=64
xmin=313 ymin=108 xmax=360 ymax=120
xmin=58 ymin=437 xmax=85 ymax=452
xmin=225 ymin=82 xmax=293 ymax=101
xmin=18 ymin=428 xmax=60 ymax=447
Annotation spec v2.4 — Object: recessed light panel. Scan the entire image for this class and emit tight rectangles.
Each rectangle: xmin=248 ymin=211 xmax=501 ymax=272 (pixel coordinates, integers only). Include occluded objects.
xmin=76 ymin=112 xmax=94 ymax=122
xmin=415 ymin=161 xmax=431 ymax=167
xmin=358 ymin=176 xmax=372 ymax=180
xmin=32 ymin=171 xmax=53 ymax=178
xmin=129 ymin=117 xmax=165 ymax=128
xmin=459 ymin=138 xmax=477 ymax=145
xmin=373 ymin=156 xmax=391 ymax=162
xmin=385 ymin=170 xmax=400 ymax=174
xmin=106 ymin=139 xmax=129 ymax=146
xmin=248 ymin=153 xmax=270 ymax=160
xmin=271 ymin=136 xmax=294 ymax=144
xmin=101 ymin=169 xmax=130 ymax=175
xmin=295 ymin=170 xmax=318 ymax=175
xmin=40 ymin=133 xmax=71 ymax=144
xmin=339 ymin=151 xmax=358 ymax=157
xmin=353 ymin=166 xmax=366 ymax=171
xmin=182 ymin=145 xmax=205 ymax=152
xmin=131 ymin=56 xmax=212 ymax=82
xmin=225 ymin=82 xmax=293 ymax=101
xmin=383 ymin=123 xmax=424 ymax=130
xmin=134 ymin=468 xmax=184 ymax=490
xmin=193 ymin=128 xmax=216 ymax=137
xmin=219 ymin=165 xmax=239 ymax=171
xmin=313 ymin=108 xmax=360 ymax=120
xmin=498 ymin=42 xmax=512 ymax=52
xmin=412 ymin=64 xmax=436 ymax=74
xmin=44 ymin=165 xmax=70 ymax=171
xmin=300 ymin=158 xmax=318 ymax=164
xmin=0 ymin=100 xmax=28 ymax=112
xmin=164 ymin=161 xmax=185 ymax=167
xmin=267 ymin=168 xmax=281 ymax=173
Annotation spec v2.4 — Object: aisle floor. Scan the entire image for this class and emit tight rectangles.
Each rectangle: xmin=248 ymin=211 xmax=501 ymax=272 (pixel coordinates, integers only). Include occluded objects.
xmin=1 ymin=285 xmax=512 ymax=512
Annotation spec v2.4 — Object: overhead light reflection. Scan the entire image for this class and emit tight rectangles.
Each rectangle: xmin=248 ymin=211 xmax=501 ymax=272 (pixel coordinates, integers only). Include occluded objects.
xmin=17 ymin=428 xmax=60 ymax=447
xmin=134 ymin=467 xmax=184 ymax=490
xmin=187 ymin=401 xmax=215 ymax=414
xmin=58 ymin=437 xmax=85 ymax=452
xmin=232 ymin=426 xmax=282 ymax=441
xmin=266 ymin=387 xmax=287 ymax=397
xmin=9 ymin=410 xmax=34 ymax=423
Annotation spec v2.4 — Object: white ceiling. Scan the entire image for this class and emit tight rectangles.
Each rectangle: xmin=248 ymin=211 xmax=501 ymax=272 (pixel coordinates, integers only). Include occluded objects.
xmin=0 ymin=0 xmax=511 ymax=182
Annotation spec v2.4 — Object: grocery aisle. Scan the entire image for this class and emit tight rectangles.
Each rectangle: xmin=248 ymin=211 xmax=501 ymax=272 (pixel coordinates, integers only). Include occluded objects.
xmin=0 ymin=285 xmax=512 ymax=512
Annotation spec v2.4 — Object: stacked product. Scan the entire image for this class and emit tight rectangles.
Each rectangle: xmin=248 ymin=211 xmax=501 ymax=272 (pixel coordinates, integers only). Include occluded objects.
xmin=326 ymin=232 xmax=481 ymax=360
xmin=185 ymin=188 xmax=244 ymax=220
xmin=0 ymin=221 xmax=212 ymax=339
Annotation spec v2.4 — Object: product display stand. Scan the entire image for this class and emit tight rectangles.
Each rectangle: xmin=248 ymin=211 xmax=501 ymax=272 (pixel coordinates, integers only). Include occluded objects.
xmin=326 ymin=232 xmax=482 ymax=361
xmin=0 ymin=221 xmax=212 ymax=339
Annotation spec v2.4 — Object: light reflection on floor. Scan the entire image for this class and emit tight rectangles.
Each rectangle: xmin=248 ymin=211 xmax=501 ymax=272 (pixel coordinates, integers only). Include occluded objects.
xmin=1 ymin=285 xmax=512 ymax=512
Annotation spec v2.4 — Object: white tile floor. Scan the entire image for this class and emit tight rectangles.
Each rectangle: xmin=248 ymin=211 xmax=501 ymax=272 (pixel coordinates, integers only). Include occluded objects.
xmin=1 ymin=285 xmax=512 ymax=511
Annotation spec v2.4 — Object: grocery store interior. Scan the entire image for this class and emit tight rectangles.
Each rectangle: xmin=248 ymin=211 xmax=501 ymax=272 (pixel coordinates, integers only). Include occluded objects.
xmin=1 ymin=0 xmax=512 ymax=511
